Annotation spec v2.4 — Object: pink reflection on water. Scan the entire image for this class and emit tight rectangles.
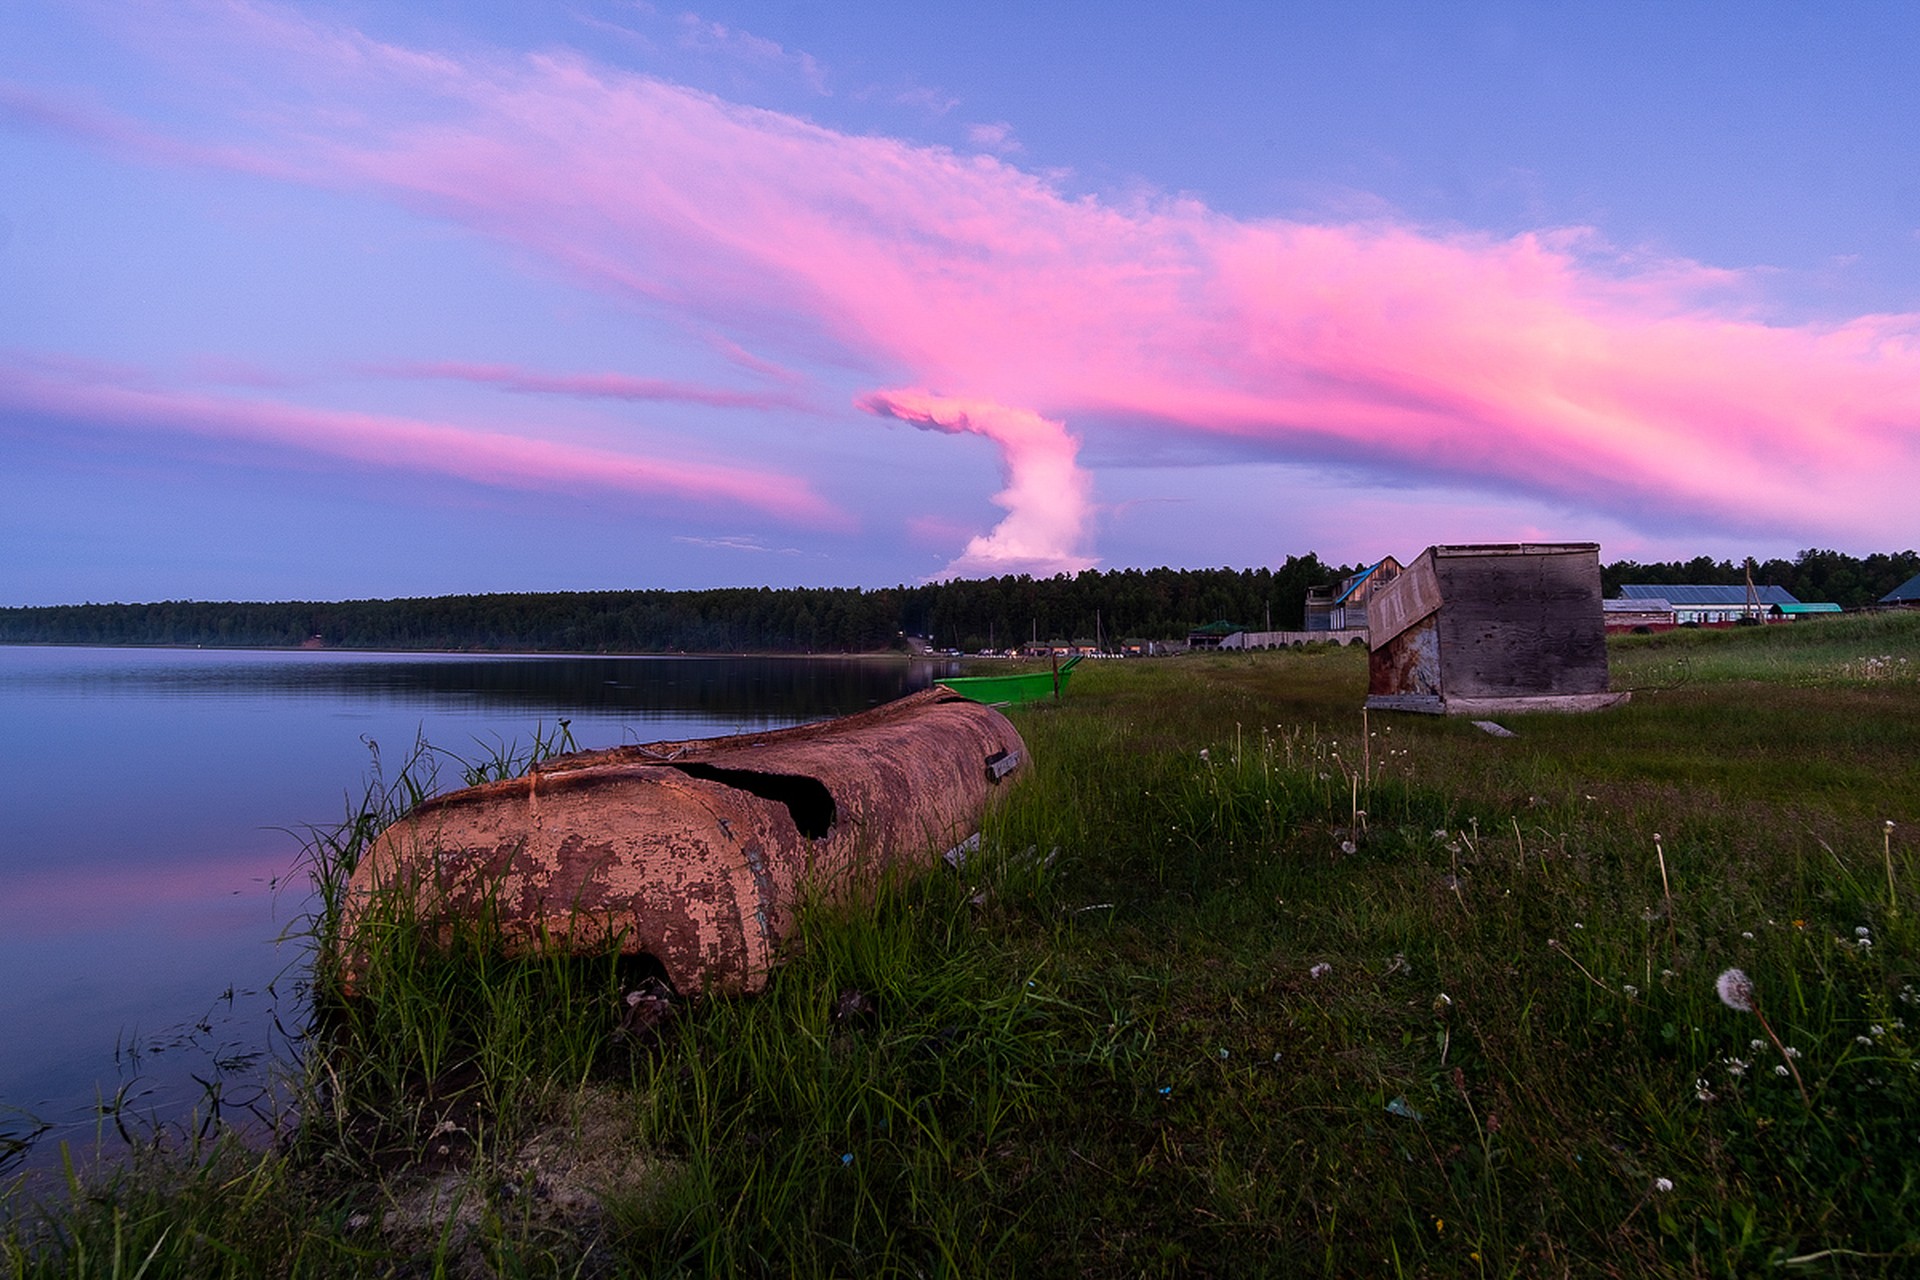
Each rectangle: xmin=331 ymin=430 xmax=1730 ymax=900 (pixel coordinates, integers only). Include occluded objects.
xmin=0 ymin=848 xmax=304 ymax=943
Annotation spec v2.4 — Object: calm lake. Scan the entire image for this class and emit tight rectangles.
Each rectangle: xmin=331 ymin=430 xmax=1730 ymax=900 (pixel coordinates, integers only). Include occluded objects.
xmin=0 ymin=646 xmax=941 ymax=1170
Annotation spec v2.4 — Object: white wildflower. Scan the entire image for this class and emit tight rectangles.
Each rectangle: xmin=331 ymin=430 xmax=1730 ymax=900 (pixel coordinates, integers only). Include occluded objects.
xmin=1653 ymin=1177 xmax=1674 ymax=1193
xmin=1309 ymin=962 xmax=1331 ymax=980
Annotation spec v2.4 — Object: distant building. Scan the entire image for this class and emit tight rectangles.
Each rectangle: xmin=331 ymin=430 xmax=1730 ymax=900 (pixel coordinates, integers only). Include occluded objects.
xmin=1367 ymin=543 xmax=1626 ymax=716
xmin=1306 ymin=557 xmax=1403 ymax=632
xmin=1185 ymin=620 xmax=1244 ymax=649
xmin=1603 ymin=597 xmax=1674 ymax=631
xmin=1617 ymin=583 xmax=1798 ymax=625
xmin=1881 ymin=572 xmax=1920 ymax=606
xmin=1768 ymin=602 xmax=1842 ymax=618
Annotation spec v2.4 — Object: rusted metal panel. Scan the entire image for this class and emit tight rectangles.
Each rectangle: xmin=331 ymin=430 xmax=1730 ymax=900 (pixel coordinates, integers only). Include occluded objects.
xmin=1367 ymin=551 xmax=1442 ymax=650
xmin=1367 ymin=612 xmax=1442 ymax=697
xmin=340 ymin=688 xmax=1028 ymax=995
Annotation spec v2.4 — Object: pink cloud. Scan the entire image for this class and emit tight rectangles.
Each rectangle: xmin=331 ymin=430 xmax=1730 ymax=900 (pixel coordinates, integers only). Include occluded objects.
xmin=1 ymin=358 xmax=843 ymax=525
xmin=859 ymin=390 xmax=1095 ymax=577
xmin=27 ymin=6 xmax=1920 ymax=558
xmin=371 ymin=360 xmax=808 ymax=410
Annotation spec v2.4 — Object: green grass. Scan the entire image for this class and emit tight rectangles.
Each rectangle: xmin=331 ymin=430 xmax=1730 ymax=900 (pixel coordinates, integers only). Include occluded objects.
xmin=5 ymin=614 xmax=1919 ymax=1277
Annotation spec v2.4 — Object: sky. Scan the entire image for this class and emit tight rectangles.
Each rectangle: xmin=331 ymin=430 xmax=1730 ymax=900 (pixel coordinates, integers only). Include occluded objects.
xmin=3 ymin=1 xmax=1917 ymax=605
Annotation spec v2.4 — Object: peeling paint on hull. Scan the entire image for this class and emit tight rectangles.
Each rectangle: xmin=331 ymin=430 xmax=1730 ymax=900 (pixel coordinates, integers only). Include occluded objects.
xmin=339 ymin=688 xmax=1028 ymax=995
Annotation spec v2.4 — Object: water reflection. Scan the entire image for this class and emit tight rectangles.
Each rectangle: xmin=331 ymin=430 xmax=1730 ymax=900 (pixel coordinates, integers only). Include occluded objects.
xmin=0 ymin=646 xmax=945 ymax=1173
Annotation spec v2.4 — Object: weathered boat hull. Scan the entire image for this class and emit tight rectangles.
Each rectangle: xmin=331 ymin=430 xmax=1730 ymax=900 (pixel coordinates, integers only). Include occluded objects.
xmin=339 ymin=688 xmax=1027 ymax=995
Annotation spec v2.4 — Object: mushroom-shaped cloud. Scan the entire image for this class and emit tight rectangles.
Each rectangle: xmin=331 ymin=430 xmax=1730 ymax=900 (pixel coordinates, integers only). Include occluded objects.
xmin=858 ymin=389 xmax=1096 ymax=579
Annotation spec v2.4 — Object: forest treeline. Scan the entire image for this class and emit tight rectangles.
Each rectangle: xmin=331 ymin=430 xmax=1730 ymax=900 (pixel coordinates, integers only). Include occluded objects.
xmin=3 ymin=549 xmax=1914 ymax=654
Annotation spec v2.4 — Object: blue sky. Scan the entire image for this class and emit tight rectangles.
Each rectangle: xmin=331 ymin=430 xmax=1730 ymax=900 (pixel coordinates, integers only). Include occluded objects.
xmin=3 ymin=2 xmax=1917 ymax=604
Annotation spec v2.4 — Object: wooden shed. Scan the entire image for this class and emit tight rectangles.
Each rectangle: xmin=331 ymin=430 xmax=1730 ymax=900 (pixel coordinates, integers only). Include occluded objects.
xmin=1365 ymin=543 xmax=1628 ymax=715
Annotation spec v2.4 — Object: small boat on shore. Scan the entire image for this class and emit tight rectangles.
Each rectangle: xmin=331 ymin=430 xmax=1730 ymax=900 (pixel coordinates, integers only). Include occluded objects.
xmin=337 ymin=688 xmax=1027 ymax=996
xmin=935 ymin=655 xmax=1081 ymax=707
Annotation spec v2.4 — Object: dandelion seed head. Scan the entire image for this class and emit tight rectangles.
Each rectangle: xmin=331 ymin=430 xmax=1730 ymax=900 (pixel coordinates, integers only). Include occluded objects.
xmin=1716 ymin=968 xmax=1755 ymax=1012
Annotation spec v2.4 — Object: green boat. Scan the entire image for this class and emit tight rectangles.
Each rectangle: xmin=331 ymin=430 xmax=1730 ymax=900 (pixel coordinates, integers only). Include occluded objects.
xmin=935 ymin=655 xmax=1082 ymax=707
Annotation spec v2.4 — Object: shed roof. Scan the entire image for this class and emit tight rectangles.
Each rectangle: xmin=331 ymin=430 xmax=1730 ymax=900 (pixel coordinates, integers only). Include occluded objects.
xmin=1882 ymin=571 xmax=1920 ymax=604
xmin=1618 ymin=583 xmax=1799 ymax=606
xmin=1771 ymin=602 xmax=1842 ymax=615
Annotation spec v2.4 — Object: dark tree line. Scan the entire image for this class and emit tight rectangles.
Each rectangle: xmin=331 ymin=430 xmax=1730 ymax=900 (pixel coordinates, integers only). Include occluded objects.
xmin=3 ymin=549 xmax=1910 ymax=654
xmin=0 ymin=558 xmax=1347 ymax=654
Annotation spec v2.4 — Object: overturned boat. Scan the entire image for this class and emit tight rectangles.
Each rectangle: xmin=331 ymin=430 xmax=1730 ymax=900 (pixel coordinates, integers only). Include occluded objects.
xmin=338 ymin=687 xmax=1028 ymax=995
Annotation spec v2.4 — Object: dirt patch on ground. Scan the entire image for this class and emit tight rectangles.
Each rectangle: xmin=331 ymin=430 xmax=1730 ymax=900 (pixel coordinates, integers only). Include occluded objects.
xmin=370 ymin=1084 xmax=678 ymax=1275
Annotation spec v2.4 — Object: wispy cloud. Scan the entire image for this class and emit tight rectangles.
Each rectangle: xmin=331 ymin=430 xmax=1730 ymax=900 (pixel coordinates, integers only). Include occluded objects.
xmin=965 ymin=121 xmax=1021 ymax=154
xmin=1 ymin=357 xmax=842 ymax=524
xmin=676 ymin=12 xmax=828 ymax=94
xmin=887 ymin=82 xmax=960 ymax=118
xmin=24 ymin=3 xmax=1920 ymax=559
xmin=671 ymin=533 xmax=804 ymax=554
xmin=371 ymin=360 xmax=809 ymax=410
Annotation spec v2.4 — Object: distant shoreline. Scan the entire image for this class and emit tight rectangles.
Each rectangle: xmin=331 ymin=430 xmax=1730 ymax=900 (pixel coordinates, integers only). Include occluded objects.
xmin=0 ymin=639 xmax=930 ymax=661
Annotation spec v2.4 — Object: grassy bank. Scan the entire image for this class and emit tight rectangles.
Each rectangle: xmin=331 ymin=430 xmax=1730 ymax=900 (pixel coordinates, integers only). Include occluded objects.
xmin=6 ymin=614 xmax=1919 ymax=1276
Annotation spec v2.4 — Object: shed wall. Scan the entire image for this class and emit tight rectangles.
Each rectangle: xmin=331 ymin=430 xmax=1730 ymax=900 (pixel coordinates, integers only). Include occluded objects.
xmin=1432 ymin=549 xmax=1609 ymax=697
